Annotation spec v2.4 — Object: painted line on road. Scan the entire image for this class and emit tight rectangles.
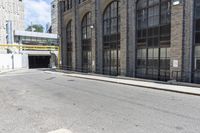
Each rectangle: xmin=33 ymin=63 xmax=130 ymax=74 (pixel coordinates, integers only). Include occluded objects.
xmin=0 ymin=72 xmax=43 ymax=77
xmin=44 ymin=71 xmax=65 ymax=76
xmin=48 ymin=129 xmax=72 ymax=133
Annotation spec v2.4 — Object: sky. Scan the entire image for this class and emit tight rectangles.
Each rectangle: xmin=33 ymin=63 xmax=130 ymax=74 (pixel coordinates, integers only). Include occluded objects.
xmin=24 ymin=0 xmax=52 ymax=29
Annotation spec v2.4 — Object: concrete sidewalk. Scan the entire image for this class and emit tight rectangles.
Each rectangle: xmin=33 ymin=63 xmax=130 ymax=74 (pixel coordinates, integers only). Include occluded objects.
xmin=0 ymin=69 xmax=15 ymax=74
xmin=0 ymin=68 xmax=25 ymax=74
xmin=45 ymin=70 xmax=200 ymax=96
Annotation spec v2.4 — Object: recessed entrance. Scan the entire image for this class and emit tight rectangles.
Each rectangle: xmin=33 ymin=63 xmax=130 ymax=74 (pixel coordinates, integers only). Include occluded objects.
xmin=28 ymin=56 xmax=50 ymax=68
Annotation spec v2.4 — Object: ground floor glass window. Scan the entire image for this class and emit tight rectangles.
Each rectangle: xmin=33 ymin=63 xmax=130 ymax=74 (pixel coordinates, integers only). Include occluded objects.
xmin=136 ymin=47 xmax=170 ymax=80
xmin=103 ymin=1 xmax=120 ymax=76
xmin=193 ymin=0 xmax=200 ymax=83
xmin=136 ymin=0 xmax=171 ymax=81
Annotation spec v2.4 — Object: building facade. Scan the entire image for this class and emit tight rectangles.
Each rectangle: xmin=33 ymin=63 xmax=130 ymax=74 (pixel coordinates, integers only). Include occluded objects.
xmin=0 ymin=0 xmax=24 ymax=44
xmin=59 ymin=0 xmax=200 ymax=83
xmin=51 ymin=0 xmax=59 ymax=34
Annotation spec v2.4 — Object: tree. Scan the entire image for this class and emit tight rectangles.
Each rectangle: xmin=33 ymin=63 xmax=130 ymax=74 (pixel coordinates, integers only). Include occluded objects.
xmin=26 ymin=24 xmax=44 ymax=32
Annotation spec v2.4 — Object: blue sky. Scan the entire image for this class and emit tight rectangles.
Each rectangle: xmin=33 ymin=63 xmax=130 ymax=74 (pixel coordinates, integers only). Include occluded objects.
xmin=24 ymin=0 xmax=51 ymax=29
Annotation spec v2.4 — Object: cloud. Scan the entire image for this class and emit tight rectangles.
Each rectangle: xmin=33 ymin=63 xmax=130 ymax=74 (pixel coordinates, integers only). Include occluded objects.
xmin=24 ymin=0 xmax=51 ymax=29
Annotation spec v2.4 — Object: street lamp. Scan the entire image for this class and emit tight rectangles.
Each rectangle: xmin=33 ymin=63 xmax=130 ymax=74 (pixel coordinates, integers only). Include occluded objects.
xmin=90 ymin=25 xmax=94 ymax=29
xmin=172 ymin=0 xmax=182 ymax=5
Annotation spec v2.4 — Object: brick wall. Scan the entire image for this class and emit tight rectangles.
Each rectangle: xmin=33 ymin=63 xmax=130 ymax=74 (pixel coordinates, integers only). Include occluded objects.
xmin=59 ymin=0 xmax=195 ymax=82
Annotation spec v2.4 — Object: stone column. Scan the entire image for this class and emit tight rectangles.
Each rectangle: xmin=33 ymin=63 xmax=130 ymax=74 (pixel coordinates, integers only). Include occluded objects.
xmin=91 ymin=0 xmax=96 ymax=72
xmin=58 ymin=1 xmax=66 ymax=68
xmin=75 ymin=6 xmax=82 ymax=72
xmin=120 ymin=0 xmax=128 ymax=76
xmin=72 ymin=1 xmax=77 ymax=70
xmin=96 ymin=0 xmax=103 ymax=74
xmin=61 ymin=22 xmax=67 ymax=67
xmin=182 ymin=0 xmax=194 ymax=82
xmin=170 ymin=2 xmax=184 ymax=80
xmin=127 ymin=0 xmax=136 ymax=77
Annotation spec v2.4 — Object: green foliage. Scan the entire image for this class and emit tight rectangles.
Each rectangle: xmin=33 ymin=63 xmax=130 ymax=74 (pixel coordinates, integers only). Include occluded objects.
xmin=26 ymin=24 xmax=44 ymax=32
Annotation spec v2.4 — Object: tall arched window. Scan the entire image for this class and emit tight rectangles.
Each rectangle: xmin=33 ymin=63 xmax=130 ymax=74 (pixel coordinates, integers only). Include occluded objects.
xmin=193 ymin=0 xmax=200 ymax=82
xmin=103 ymin=1 xmax=120 ymax=76
xmin=66 ymin=20 xmax=72 ymax=70
xmin=66 ymin=0 xmax=72 ymax=10
xmin=136 ymin=0 xmax=171 ymax=81
xmin=81 ymin=12 xmax=92 ymax=72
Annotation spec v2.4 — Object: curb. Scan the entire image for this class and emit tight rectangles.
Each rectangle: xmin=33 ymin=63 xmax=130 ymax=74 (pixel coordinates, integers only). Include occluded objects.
xmin=46 ymin=70 xmax=200 ymax=96
xmin=0 ymin=69 xmax=15 ymax=74
xmin=0 ymin=68 xmax=25 ymax=74
xmin=62 ymin=74 xmax=200 ymax=96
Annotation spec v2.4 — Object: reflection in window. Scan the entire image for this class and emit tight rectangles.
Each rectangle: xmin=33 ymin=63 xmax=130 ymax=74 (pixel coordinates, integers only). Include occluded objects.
xmin=103 ymin=1 xmax=120 ymax=76
xmin=82 ymin=12 xmax=92 ymax=72
xmin=136 ymin=0 xmax=171 ymax=81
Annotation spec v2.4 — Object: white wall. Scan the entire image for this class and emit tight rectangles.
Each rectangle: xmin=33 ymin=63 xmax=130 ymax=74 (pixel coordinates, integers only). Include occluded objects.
xmin=0 ymin=54 xmax=28 ymax=70
xmin=0 ymin=49 xmax=7 ymax=54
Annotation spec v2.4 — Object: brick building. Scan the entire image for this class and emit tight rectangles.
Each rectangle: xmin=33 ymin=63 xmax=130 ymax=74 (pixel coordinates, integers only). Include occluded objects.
xmin=58 ymin=0 xmax=200 ymax=83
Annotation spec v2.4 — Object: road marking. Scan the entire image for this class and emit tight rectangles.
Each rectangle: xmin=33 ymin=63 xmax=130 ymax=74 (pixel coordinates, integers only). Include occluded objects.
xmin=48 ymin=129 xmax=72 ymax=133
xmin=0 ymin=72 xmax=42 ymax=77
xmin=44 ymin=71 xmax=64 ymax=75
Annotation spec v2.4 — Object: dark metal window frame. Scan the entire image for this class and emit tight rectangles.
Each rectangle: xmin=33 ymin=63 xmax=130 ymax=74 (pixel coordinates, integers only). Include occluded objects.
xmin=81 ymin=12 xmax=92 ymax=72
xmin=136 ymin=0 xmax=171 ymax=81
xmin=193 ymin=0 xmax=200 ymax=83
xmin=103 ymin=1 xmax=120 ymax=76
xmin=194 ymin=0 xmax=200 ymax=47
xmin=66 ymin=0 xmax=73 ymax=10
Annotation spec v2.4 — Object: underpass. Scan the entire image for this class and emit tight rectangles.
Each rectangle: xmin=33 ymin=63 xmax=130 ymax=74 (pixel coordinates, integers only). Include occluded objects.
xmin=28 ymin=55 xmax=51 ymax=68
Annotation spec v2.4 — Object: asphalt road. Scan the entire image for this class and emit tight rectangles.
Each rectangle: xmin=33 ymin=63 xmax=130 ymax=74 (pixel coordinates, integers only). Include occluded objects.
xmin=0 ymin=69 xmax=200 ymax=133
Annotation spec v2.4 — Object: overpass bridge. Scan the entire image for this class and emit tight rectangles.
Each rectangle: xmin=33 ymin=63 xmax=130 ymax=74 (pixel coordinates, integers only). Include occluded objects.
xmin=0 ymin=44 xmax=61 ymax=70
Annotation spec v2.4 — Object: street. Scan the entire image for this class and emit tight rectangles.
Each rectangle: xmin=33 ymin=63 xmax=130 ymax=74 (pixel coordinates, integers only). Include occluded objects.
xmin=0 ymin=69 xmax=200 ymax=133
